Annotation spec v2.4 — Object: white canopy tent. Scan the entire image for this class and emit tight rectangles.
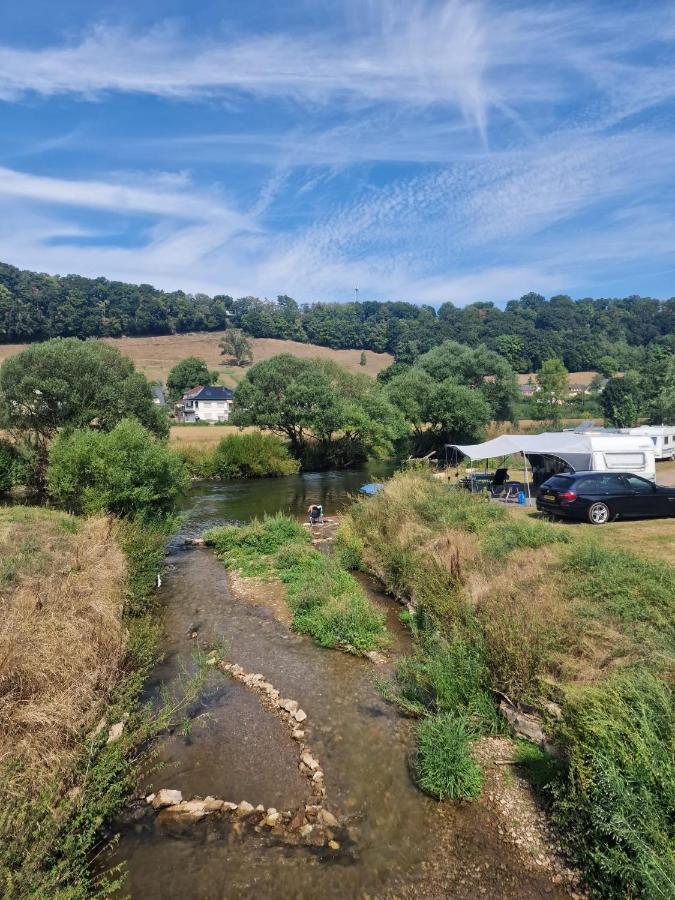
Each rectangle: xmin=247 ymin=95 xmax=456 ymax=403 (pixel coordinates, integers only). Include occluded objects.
xmin=446 ymin=431 xmax=657 ymax=498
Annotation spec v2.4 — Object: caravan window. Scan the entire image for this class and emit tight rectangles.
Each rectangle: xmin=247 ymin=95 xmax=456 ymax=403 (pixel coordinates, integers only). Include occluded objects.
xmin=603 ymin=452 xmax=645 ymax=469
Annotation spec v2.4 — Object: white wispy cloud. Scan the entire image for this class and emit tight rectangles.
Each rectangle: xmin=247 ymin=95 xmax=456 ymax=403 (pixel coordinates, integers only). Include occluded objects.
xmin=1 ymin=1 xmax=675 ymax=304
xmin=0 ymin=4 xmax=494 ymax=133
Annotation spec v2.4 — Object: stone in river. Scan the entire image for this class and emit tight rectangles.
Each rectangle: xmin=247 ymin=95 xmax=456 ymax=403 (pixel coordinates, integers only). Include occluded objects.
xmin=294 ymin=709 xmax=307 ymax=723
xmin=300 ymin=751 xmax=319 ymax=770
xmin=236 ymin=800 xmax=255 ymax=816
xmin=318 ymin=809 xmax=339 ymax=828
xmin=152 ymin=789 xmax=183 ymax=809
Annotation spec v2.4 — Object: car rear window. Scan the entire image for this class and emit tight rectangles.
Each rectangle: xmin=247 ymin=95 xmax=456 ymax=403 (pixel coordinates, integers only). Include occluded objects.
xmin=542 ymin=476 xmax=573 ymax=489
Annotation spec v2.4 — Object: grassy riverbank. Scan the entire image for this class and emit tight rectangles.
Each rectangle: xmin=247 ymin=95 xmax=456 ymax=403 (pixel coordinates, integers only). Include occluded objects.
xmin=205 ymin=514 xmax=387 ymax=652
xmin=0 ymin=507 xmax=171 ymax=897
xmin=339 ymin=472 xmax=675 ymax=899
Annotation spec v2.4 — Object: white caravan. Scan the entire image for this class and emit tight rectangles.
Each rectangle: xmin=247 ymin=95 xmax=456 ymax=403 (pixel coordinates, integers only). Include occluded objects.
xmin=622 ymin=426 xmax=675 ymax=461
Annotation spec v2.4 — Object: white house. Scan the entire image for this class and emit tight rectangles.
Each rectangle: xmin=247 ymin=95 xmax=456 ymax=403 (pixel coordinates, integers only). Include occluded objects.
xmin=175 ymin=385 xmax=234 ymax=423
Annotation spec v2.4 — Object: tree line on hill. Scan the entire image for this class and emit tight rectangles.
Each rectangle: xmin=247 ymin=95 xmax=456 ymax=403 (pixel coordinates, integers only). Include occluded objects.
xmin=1 ymin=260 xmax=673 ymax=374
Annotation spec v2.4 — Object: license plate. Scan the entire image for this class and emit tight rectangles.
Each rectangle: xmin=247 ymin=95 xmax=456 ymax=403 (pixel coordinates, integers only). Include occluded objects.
xmin=544 ymin=494 xmax=556 ymax=502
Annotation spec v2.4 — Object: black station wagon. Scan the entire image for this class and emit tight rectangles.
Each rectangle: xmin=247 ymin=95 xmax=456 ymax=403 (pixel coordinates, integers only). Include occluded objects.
xmin=536 ymin=471 xmax=675 ymax=524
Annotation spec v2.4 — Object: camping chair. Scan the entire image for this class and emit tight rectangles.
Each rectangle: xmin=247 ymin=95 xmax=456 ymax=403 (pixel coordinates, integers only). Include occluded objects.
xmin=489 ymin=468 xmax=509 ymax=497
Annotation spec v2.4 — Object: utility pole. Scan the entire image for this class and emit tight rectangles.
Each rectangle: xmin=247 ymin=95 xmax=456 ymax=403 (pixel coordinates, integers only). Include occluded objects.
xmin=354 ymin=287 xmax=359 ymax=303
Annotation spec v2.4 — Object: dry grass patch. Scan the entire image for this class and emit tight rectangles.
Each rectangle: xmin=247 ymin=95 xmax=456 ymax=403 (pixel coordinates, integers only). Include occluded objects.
xmin=169 ymin=423 xmax=258 ymax=448
xmin=0 ymin=507 xmax=127 ymax=792
xmin=105 ymin=333 xmax=391 ymax=384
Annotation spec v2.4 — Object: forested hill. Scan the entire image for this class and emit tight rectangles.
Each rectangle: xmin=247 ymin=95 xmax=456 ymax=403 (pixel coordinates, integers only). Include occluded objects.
xmin=1 ymin=260 xmax=673 ymax=373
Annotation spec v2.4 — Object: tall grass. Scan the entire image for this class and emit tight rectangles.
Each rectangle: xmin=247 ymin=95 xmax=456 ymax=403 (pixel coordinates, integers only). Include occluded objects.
xmin=552 ymin=669 xmax=675 ymax=899
xmin=389 ymin=633 xmax=501 ymax=733
xmin=0 ymin=506 xmax=204 ymax=897
xmin=412 ymin=712 xmax=484 ymax=801
xmin=0 ymin=509 xmax=162 ymax=897
xmin=206 ymin=514 xmax=388 ymax=652
xmin=563 ymin=543 xmax=675 ymax=655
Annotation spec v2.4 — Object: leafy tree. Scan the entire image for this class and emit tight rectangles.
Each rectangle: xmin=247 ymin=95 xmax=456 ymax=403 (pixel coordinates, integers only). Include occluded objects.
xmin=0 ymin=338 xmax=167 ymax=492
xmin=219 ymin=328 xmax=253 ymax=366
xmin=601 ymin=373 xmax=641 ymax=427
xmin=385 ymin=368 xmax=436 ymax=442
xmin=596 ymin=355 xmax=618 ymax=378
xmin=426 ymin=380 xmax=492 ymax=443
xmin=231 ymin=355 xmax=343 ymax=454
xmin=318 ymin=361 xmax=405 ymax=463
xmin=639 ymin=343 xmax=675 ymax=424
xmin=166 ymin=356 xmax=219 ymax=402
xmin=231 ymin=354 xmax=403 ymax=463
xmin=533 ymin=358 xmax=569 ymax=426
xmin=416 ymin=340 xmax=519 ymax=422
xmin=47 ymin=418 xmax=189 ymax=520
xmin=359 ymin=351 xmax=367 ymax=367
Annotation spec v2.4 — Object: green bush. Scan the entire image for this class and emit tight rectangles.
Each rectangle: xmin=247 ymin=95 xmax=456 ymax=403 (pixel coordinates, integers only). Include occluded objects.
xmin=178 ymin=445 xmax=219 ymax=478
xmin=212 ymin=432 xmax=299 ymax=479
xmin=412 ymin=712 xmax=483 ymax=800
xmin=552 ymin=669 xmax=675 ymax=899
xmin=47 ymin=418 xmax=190 ymax=521
xmin=178 ymin=433 xmax=299 ymax=480
xmin=0 ymin=439 xmax=25 ymax=493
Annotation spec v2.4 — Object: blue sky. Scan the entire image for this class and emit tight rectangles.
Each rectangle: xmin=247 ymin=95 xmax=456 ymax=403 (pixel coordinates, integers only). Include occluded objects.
xmin=1 ymin=0 xmax=675 ymax=304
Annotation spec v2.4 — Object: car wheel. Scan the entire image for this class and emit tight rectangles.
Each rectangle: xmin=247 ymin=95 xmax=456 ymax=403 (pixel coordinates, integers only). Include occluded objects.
xmin=588 ymin=502 xmax=610 ymax=525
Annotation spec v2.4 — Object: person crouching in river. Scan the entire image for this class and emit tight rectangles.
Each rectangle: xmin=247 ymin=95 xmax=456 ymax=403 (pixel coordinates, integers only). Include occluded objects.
xmin=307 ymin=503 xmax=323 ymax=525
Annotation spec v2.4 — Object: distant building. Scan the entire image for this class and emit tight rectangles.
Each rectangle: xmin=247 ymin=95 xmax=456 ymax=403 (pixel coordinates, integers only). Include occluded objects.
xmin=517 ymin=371 xmax=605 ymax=398
xmin=175 ymin=385 xmax=235 ymax=423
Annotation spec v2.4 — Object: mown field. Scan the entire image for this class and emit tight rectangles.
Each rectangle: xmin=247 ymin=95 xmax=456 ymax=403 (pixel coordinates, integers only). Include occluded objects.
xmin=0 ymin=334 xmax=393 ymax=387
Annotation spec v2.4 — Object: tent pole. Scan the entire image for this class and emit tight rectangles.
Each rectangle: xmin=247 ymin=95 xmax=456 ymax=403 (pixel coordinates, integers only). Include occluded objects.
xmin=523 ymin=452 xmax=531 ymax=502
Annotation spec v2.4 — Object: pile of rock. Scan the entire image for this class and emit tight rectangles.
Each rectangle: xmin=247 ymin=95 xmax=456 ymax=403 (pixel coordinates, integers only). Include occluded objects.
xmin=138 ymin=660 xmax=343 ymax=850
xmin=143 ymin=790 xmax=344 ymax=849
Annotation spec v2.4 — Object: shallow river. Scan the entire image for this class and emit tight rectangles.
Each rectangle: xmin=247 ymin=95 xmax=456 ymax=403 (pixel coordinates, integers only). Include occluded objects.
xmin=112 ymin=467 xmax=567 ymax=899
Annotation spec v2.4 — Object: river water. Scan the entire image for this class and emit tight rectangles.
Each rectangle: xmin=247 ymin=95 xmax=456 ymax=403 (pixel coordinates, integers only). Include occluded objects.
xmin=112 ymin=467 xmax=568 ymax=899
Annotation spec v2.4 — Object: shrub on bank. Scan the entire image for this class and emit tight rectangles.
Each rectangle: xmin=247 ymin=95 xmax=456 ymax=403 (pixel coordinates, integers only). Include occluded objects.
xmin=213 ymin=432 xmax=299 ymax=479
xmin=179 ymin=432 xmax=299 ymax=480
xmin=47 ymin=418 xmax=190 ymax=520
